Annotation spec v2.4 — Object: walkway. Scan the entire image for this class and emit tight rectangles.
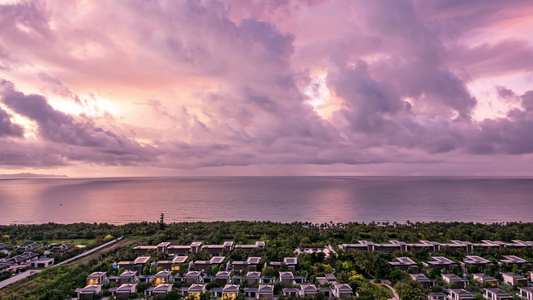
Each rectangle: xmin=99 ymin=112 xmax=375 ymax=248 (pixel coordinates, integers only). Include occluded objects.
xmin=370 ymin=279 xmax=400 ymax=300
xmin=0 ymin=237 xmax=123 ymax=290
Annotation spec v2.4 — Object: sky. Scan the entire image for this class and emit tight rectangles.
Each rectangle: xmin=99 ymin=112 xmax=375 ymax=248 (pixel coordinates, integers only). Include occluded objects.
xmin=1 ymin=0 xmax=533 ymax=177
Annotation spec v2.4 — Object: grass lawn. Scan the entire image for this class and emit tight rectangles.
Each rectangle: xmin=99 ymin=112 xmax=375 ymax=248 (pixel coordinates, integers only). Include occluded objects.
xmin=123 ymin=234 xmax=145 ymax=240
xmin=45 ymin=239 xmax=96 ymax=245
xmin=13 ymin=238 xmax=97 ymax=246
xmin=377 ymin=285 xmax=394 ymax=298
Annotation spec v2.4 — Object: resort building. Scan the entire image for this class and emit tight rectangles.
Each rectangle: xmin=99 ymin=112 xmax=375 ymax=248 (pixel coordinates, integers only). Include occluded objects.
xmin=501 ymin=272 xmax=528 ymax=286
xmin=109 ymin=284 xmax=136 ymax=300
xmin=332 ymin=283 xmax=353 ymax=299
xmin=407 ymin=240 xmax=440 ymax=252
xmin=75 ymin=285 xmax=102 ymax=300
xmin=499 ymin=255 xmax=532 ymax=271
xmin=144 ymin=283 xmax=173 ymax=297
xmin=518 ymin=287 xmax=533 ymax=300
xmin=299 ymin=284 xmax=318 ymax=297
xmin=424 ymin=256 xmax=459 ymax=272
xmin=283 ymin=257 xmax=298 ymax=271
xmin=86 ymin=272 xmax=108 ymax=285
xmin=118 ymin=270 xmax=138 ymax=284
xmin=472 ymin=273 xmax=498 ymax=287
xmin=215 ymin=271 xmax=232 ymax=285
xmin=448 ymin=289 xmax=475 ymax=300
xmin=282 ymin=287 xmax=300 ymax=297
xmin=257 ymin=285 xmax=274 ymax=300
xmin=428 ymin=292 xmax=447 ymax=300
xmin=234 ymin=241 xmax=265 ymax=253
xmin=483 ymin=288 xmax=513 ymax=300
xmin=462 ymin=256 xmax=492 ymax=271
xmin=222 ymin=284 xmax=239 ymax=299
xmin=279 ymin=271 xmax=294 ymax=285
xmin=153 ymin=270 xmax=173 ymax=286
xmin=410 ymin=274 xmax=435 ymax=288
xmin=441 ymin=274 xmax=468 ymax=289
xmin=246 ymin=271 xmax=260 ymax=287
xmin=389 ymin=257 xmax=419 ymax=272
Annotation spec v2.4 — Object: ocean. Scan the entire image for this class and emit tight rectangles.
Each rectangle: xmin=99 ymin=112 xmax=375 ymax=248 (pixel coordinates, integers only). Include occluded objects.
xmin=0 ymin=176 xmax=532 ymax=225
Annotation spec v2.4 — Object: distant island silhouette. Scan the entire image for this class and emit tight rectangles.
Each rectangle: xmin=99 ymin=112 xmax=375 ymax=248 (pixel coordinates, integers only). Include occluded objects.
xmin=0 ymin=173 xmax=68 ymax=178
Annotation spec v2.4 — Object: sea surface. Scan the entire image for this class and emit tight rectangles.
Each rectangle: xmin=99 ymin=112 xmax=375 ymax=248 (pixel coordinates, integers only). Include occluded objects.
xmin=0 ymin=177 xmax=532 ymax=225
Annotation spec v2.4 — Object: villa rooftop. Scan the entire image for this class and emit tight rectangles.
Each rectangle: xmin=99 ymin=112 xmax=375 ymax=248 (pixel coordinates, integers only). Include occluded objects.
xmin=463 ymin=255 xmax=491 ymax=264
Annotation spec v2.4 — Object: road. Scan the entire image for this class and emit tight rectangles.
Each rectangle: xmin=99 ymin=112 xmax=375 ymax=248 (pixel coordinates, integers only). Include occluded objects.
xmin=0 ymin=270 xmax=41 ymax=289
xmin=0 ymin=237 xmax=123 ymax=290
xmin=55 ymin=236 xmax=123 ymax=266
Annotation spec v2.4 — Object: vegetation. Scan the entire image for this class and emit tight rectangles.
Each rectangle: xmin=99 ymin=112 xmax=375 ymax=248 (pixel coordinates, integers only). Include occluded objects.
xmin=1 ymin=221 xmax=533 ymax=299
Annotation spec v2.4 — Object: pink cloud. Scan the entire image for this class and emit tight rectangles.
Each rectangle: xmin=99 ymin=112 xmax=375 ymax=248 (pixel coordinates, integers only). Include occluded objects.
xmin=0 ymin=0 xmax=533 ymax=175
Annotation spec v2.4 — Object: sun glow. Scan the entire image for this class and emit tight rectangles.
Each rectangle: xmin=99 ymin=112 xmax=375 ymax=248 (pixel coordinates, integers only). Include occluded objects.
xmin=47 ymin=95 xmax=120 ymax=117
xmin=302 ymin=73 xmax=343 ymax=119
xmin=467 ymin=73 xmax=531 ymax=121
xmin=0 ymin=103 xmax=38 ymax=139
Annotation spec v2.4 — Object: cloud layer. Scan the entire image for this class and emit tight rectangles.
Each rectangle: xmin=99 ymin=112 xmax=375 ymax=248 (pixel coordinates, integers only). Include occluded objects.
xmin=1 ymin=0 xmax=533 ymax=175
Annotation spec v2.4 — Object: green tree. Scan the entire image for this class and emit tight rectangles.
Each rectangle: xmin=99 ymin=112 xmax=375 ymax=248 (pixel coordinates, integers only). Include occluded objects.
xmin=160 ymin=213 xmax=165 ymax=230
xmin=395 ymin=279 xmax=427 ymax=300
xmin=389 ymin=267 xmax=404 ymax=283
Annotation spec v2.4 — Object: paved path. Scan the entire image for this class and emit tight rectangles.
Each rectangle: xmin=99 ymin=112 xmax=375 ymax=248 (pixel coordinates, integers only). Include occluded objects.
xmin=55 ymin=236 xmax=123 ymax=266
xmin=0 ymin=270 xmax=41 ymax=289
xmin=0 ymin=237 xmax=123 ymax=290
xmin=370 ymin=279 xmax=400 ymax=300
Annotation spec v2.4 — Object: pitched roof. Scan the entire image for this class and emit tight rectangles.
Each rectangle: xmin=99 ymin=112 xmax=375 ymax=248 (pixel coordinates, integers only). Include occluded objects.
xmin=246 ymin=271 xmax=260 ymax=279
xmin=410 ymin=273 xmax=430 ymax=281
xmin=120 ymin=270 xmax=137 ymax=277
xmin=153 ymin=283 xmax=173 ymax=292
xmin=300 ymin=284 xmax=317 ymax=292
xmin=258 ymin=285 xmax=274 ymax=293
xmin=188 ymin=283 xmax=206 ymax=293
xmin=283 ymin=288 xmax=300 ymax=293
xmin=155 ymin=270 xmax=172 ymax=277
xmin=222 ymin=284 xmax=240 ymax=292
xmin=185 ymin=271 xmax=201 ymax=277
xmin=279 ymin=271 xmax=294 ymax=278
xmin=116 ymin=284 xmax=136 ymax=292
xmin=216 ymin=271 xmax=231 ymax=277
xmin=333 ymin=283 xmax=352 ymax=291
xmin=324 ymin=273 xmax=336 ymax=281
